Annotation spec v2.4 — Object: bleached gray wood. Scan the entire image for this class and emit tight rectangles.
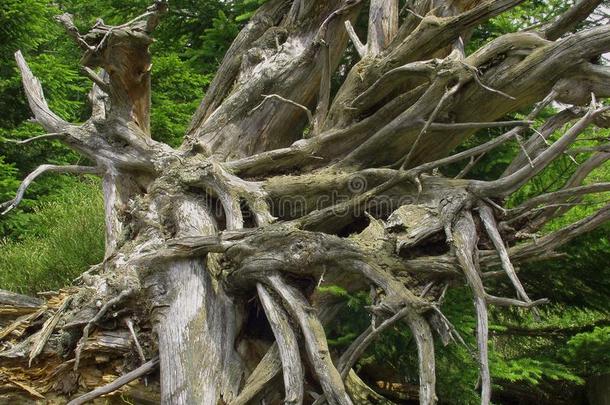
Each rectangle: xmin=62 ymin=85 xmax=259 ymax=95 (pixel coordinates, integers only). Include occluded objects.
xmin=257 ymin=283 xmax=304 ymax=404
xmin=3 ymin=1 xmax=610 ymax=403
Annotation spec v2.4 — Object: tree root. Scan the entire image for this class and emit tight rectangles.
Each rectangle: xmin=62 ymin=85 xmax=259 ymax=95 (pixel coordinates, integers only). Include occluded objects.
xmin=268 ymin=274 xmax=353 ymax=405
xmin=257 ymin=283 xmax=304 ymax=404
xmin=453 ymin=212 xmax=492 ymax=405
xmin=4 ymin=0 xmax=610 ymax=403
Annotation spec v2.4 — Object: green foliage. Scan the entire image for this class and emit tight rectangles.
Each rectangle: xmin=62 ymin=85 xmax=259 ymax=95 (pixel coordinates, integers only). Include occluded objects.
xmin=0 ymin=0 xmax=57 ymax=128
xmin=520 ymin=225 xmax=610 ymax=310
xmin=468 ymin=0 xmax=571 ymax=52
xmin=150 ymin=55 xmax=211 ymax=146
xmin=186 ymin=10 xmax=240 ymax=69
xmin=561 ymin=327 xmax=610 ymax=375
xmin=0 ymin=156 xmax=21 ymax=235
xmin=0 ymin=0 xmax=56 ymax=59
xmin=0 ymin=0 xmax=89 ymax=240
xmin=27 ymin=54 xmax=89 ymax=122
xmin=492 ymin=358 xmax=583 ymax=385
xmin=0 ymin=179 xmax=104 ymax=294
xmin=319 ymin=285 xmax=371 ymax=348
xmin=321 ymin=279 xmax=608 ymax=404
xmin=233 ymin=0 xmax=268 ymax=22
xmin=0 ymin=156 xmax=19 ymax=201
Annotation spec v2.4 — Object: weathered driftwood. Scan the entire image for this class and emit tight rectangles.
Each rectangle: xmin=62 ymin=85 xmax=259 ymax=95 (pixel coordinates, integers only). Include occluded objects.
xmin=2 ymin=0 xmax=610 ymax=404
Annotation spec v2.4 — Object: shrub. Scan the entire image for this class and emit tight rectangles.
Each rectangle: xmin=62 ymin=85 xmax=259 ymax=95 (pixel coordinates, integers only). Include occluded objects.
xmin=0 ymin=179 xmax=104 ymax=293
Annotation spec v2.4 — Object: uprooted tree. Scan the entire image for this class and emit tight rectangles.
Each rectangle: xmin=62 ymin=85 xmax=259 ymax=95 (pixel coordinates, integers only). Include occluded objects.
xmin=2 ymin=0 xmax=610 ymax=403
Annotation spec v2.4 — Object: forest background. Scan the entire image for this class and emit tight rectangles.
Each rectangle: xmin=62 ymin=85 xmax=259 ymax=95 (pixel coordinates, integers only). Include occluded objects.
xmin=0 ymin=0 xmax=608 ymax=403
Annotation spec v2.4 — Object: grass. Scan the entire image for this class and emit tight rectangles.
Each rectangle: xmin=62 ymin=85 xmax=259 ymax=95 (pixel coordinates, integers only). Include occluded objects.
xmin=0 ymin=179 xmax=104 ymax=294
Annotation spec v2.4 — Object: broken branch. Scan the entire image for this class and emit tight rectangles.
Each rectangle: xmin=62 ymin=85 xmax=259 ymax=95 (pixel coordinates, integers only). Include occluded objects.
xmin=478 ymin=204 xmax=533 ymax=303
xmin=1 ymin=165 xmax=101 ymax=215
xmin=0 ymin=132 xmax=67 ymax=145
xmin=344 ymin=20 xmax=366 ymax=58
xmin=67 ymin=357 xmax=160 ymax=405
xmin=15 ymin=51 xmax=69 ymax=133
xmin=250 ymin=94 xmax=314 ymax=124
xmin=256 ymin=283 xmax=304 ymax=404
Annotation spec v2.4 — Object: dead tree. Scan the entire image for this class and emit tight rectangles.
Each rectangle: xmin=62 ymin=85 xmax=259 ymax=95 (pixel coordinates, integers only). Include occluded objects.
xmin=2 ymin=0 xmax=610 ymax=404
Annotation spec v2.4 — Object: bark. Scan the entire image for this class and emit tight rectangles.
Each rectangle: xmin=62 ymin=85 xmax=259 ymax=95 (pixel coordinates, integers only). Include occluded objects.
xmin=1 ymin=1 xmax=610 ymax=404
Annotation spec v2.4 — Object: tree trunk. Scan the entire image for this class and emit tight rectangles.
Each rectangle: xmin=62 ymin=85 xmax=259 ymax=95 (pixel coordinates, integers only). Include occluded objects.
xmin=2 ymin=1 xmax=610 ymax=404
